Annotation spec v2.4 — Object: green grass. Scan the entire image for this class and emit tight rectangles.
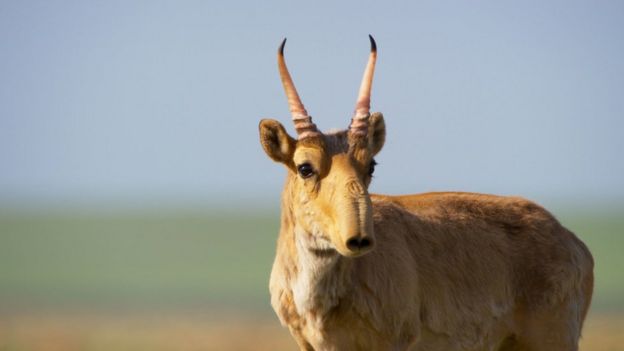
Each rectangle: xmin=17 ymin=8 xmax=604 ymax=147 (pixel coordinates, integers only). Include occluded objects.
xmin=557 ymin=211 xmax=624 ymax=311
xmin=0 ymin=210 xmax=280 ymax=313
xmin=0 ymin=207 xmax=622 ymax=314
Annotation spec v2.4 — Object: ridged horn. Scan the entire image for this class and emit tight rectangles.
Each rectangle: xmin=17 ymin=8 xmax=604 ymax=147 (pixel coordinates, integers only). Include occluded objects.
xmin=278 ymin=38 xmax=320 ymax=139
xmin=349 ymin=35 xmax=377 ymax=137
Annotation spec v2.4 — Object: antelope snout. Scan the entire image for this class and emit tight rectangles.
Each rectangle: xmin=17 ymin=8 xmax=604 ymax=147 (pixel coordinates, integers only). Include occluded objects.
xmin=344 ymin=234 xmax=375 ymax=256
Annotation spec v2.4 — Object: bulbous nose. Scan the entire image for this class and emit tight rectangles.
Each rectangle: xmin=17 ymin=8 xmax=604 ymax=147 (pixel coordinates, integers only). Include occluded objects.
xmin=345 ymin=235 xmax=375 ymax=254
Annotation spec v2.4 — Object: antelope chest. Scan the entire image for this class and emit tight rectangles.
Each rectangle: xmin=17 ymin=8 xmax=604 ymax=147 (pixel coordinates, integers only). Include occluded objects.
xmin=271 ymin=236 xmax=358 ymax=348
xmin=271 ymin=246 xmax=397 ymax=349
xmin=276 ymin=286 xmax=389 ymax=351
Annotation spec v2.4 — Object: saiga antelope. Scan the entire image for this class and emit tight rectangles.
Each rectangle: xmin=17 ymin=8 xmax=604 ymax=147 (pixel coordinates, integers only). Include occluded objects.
xmin=258 ymin=36 xmax=594 ymax=351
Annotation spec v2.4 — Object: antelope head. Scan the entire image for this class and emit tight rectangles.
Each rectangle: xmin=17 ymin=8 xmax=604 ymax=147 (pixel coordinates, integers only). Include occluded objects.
xmin=259 ymin=36 xmax=386 ymax=258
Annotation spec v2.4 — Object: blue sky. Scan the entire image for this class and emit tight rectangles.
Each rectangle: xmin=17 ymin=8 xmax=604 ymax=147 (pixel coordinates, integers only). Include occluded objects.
xmin=1 ymin=1 xmax=623 ymax=208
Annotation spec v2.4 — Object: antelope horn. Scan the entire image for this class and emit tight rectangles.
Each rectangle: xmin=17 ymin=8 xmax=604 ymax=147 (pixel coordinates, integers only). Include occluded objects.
xmin=278 ymin=38 xmax=320 ymax=139
xmin=349 ymin=35 xmax=377 ymax=137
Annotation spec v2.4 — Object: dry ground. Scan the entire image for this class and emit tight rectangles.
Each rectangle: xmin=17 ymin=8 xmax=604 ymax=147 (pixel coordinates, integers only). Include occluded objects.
xmin=0 ymin=312 xmax=621 ymax=351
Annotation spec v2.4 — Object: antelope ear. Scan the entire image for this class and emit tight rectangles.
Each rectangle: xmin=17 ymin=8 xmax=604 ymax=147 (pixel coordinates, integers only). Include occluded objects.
xmin=369 ymin=112 xmax=386 ymax=156
xmin=259 ymin=119 xmax=296 ymax=164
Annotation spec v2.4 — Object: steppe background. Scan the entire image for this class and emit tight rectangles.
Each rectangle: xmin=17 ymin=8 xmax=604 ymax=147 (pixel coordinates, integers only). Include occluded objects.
xmin=1 ymin=1 xmax=622 ymax=350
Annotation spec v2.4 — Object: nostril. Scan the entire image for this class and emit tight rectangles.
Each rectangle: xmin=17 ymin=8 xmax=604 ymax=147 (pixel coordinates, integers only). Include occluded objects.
xmin=346 ymin=238 xmax=361 ymax=251
xmin=359 ymin=238 xmax=372 ymax=249
xmin=346 ymin=237 xmax=373 ymax=251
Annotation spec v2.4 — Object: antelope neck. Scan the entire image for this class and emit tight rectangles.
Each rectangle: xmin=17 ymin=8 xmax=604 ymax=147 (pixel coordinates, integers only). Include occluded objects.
xmin=289 ymin=224 xmax=353 ymax=319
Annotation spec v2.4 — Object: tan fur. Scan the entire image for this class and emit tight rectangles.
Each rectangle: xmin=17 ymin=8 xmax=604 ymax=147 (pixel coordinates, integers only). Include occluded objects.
xmin=259 ymin=118 xmax=594 ymax=351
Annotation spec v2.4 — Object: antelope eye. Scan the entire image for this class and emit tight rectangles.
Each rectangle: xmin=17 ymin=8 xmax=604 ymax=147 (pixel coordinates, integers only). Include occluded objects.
xmin=297 ymin=163 xmax=315 ymax=178
xmin=368 ymin=160 xmax=377 ymax=176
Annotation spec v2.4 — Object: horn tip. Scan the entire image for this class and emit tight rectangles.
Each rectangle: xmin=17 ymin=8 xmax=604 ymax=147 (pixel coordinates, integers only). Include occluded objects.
xmin=368 ymin=34 xmax=377 ymax=52
xmin=279 ymin=38 xmax=287 ymax=55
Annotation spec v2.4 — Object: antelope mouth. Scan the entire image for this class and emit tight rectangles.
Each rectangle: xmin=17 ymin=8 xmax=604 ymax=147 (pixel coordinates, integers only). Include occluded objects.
xmin=339 ymin=247 xmax=375 ymax=258
xmin=309 ymin=247 xmax=338 ymax=258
